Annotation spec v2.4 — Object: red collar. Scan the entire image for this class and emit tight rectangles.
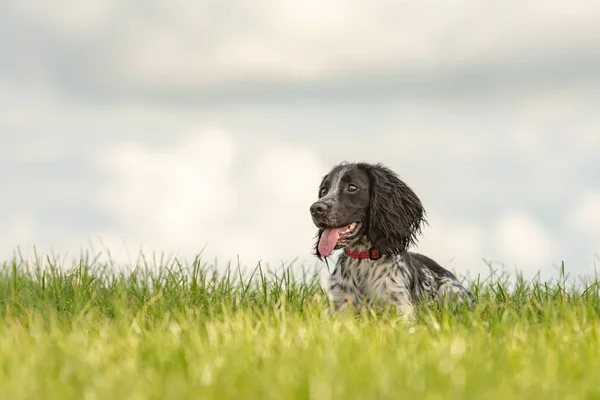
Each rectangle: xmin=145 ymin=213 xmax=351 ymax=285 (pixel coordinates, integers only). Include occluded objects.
xmin=344 ymin=247 xmax=382 ymax=260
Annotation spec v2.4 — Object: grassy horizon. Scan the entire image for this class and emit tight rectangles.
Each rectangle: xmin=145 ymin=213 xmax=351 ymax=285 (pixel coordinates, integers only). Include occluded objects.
xmin=1 ymin=251 xmax=600 ymax=399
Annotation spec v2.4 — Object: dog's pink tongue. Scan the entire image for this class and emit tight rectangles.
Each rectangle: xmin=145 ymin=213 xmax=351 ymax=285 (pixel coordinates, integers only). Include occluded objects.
xmin=318 ymin=227 xmax=342 ymax=257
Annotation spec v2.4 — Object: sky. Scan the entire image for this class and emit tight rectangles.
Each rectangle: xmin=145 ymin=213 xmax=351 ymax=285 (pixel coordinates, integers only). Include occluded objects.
xmin=1 ymin=1 xmax=600 ymax=281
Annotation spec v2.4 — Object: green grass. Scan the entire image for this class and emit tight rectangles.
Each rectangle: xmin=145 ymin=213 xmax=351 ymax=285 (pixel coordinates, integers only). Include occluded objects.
xmin=1 ymin=252 xmax=600 ymax=399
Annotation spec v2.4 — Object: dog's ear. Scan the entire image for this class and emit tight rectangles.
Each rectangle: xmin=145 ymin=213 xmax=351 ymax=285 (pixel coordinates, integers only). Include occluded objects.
xmin=312 ymin=172 xmax=330 ymax=260
xmin=367 ymin=164 xmax=426 ymax=254
xmin=313 ymin=229 xmax=324 ymax=260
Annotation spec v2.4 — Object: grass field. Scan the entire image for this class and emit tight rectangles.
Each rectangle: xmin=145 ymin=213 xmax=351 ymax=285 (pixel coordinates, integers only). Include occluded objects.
xmin=1 ymin=252 xmax=600 ymax=399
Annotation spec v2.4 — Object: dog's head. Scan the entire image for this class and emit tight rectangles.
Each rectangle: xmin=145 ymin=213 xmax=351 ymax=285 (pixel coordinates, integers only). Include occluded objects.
xmin=310 ymin=162 xmax=426 ymax=259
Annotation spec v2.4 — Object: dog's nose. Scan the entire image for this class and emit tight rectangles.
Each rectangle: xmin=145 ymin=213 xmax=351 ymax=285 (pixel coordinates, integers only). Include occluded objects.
xmin=310 ymin=202 xmax=328 ymax=216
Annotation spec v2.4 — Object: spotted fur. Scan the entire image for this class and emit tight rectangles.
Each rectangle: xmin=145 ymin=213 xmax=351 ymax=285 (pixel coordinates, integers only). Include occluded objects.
xmin=310 ymin=162 xmax=473 ymax=317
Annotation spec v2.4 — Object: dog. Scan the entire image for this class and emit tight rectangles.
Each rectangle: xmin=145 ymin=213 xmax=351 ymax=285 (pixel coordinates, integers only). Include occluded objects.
xmin=310 ymin=162 xmax=473 ymax=317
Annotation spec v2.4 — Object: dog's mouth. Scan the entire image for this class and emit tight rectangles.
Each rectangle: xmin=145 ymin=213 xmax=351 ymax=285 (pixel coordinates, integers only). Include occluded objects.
xmin=318 ymin=221 xmax=362 ymax=257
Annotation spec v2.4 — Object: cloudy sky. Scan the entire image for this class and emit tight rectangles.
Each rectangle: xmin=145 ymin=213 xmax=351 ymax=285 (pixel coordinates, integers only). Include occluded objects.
xmin=1 ymin=1 xmax=599 ymax=280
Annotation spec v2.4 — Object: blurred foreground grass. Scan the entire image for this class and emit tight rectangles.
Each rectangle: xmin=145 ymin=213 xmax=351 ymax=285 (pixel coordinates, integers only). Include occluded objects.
xmin=1 ymin=252 xmax=599 ymax=399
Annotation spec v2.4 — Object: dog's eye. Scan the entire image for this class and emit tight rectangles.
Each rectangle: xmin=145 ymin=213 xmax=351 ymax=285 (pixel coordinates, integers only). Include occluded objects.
xmin=319 ymin=187 xmax=327 ymax=197
xmin=347 ymin=184 xmax=358 ymax=192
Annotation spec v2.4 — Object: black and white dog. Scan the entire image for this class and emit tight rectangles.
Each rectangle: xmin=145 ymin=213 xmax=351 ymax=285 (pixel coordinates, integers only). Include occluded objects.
xmin=310 ymin=162 xmax=473 ymax=316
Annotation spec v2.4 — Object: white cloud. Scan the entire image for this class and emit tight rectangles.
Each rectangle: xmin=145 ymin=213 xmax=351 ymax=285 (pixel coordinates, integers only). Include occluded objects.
xmin=8 ymin=0 xmax=117 ymax=34
xmin=9 ymin=0 xmax=593 ymax=87
xmin=0 ymin=211 xmax=37 ymax=259
xmin=510 ymin=91 xmax=600 ymax=160
xmin=242 ymin=143 xmax=327 ymax=261
xmin=568 ymin=191 xmax=600 ymax=242
xmin=492 ymin=212 xmax=556 ymax=272
xmin=96 ymin=128 xmax=327 ymax=268
xmin=415 ymin=213 xmax=487 ymax=277
xmin=97 ymin=129 xmax=237 ymax=252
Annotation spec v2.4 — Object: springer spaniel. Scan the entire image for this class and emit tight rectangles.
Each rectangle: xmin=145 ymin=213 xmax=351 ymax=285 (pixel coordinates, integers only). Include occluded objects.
xmin=310 ymin=162 xmax=473 ymax=317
